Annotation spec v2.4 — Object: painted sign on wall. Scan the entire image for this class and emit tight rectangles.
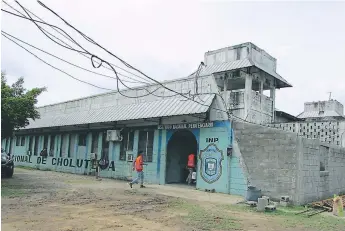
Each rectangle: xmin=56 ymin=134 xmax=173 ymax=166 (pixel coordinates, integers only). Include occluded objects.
xmin=12 ymin=155 xmax=115 ymax=171
xmin=158 ymin=122 xmax=214 ymax=130
xmin=199 ymin=143 xmax=224 ymax=184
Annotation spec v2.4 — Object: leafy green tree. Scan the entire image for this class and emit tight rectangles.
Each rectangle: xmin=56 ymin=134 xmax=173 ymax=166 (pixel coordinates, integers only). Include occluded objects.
xmin=1 ymin=71 xmax=46 ymax=139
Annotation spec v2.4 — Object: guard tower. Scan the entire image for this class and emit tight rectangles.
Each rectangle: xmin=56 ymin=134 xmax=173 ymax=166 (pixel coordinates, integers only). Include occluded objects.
xmin=198 ymin=42 xmax=292 ymax=124
xmin=297 ymin=99 xmax=345 ymax=121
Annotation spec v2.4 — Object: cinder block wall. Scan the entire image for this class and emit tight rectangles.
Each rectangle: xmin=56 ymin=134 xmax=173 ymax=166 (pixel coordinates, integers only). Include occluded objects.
xmin=233 ymin=122 xmax=299 ymax=203
xmin=234 ymin=121 xmax=345 ymax=205
xmin=298 ymin=138 xmax=345 ymax=204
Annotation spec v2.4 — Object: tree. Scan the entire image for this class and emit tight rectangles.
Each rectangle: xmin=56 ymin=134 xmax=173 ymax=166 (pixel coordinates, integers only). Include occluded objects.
xmin=1 ymin=71 xmax=46 ymax=139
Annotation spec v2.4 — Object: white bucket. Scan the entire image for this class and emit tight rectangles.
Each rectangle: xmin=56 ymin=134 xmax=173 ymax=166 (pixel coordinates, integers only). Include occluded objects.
xmin=192 ymin=172 xmax=196 ymax=180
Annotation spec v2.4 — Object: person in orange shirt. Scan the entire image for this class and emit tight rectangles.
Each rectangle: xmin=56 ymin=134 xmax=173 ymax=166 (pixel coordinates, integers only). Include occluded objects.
xmin=186 ymin=153 xmax=196 ymax=185
xmin=129 ymin=151 xmax=145 ymax=188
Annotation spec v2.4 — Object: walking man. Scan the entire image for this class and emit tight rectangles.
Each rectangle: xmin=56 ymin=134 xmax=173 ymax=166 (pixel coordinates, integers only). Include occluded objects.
xmin=186 ymin=153 xmax=196 ymax=185
xmin=129 ymin=151 xmax=145 ymax=188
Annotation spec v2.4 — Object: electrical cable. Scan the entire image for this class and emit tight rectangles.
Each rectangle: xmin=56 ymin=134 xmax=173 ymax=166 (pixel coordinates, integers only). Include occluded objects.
xmin=6 ymin=2 xmax=167 ymax=97
xmin=32 ymin=1 xmax=223 ymax=103
xmin=2 ymin=6 xmax=161 ymax=97
xmin=35 ymin=0 xmax=204 ymax=97
xmin=2 ymin=0 xmax=152 ymax=84
xmin=4 ymin=1 xmax=261 ymax=125
xmin=1 ymin=30 xmax=141 ymax=84
xmin=2 ymin=32 xmax=114 ymax=91
xmin=11 ymin=1 xmax=194 ymax=99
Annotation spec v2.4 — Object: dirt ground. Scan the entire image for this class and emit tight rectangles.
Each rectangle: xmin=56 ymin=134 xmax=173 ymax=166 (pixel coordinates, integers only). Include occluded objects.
xmin=2 ymin=168 xmax=345 ymax=231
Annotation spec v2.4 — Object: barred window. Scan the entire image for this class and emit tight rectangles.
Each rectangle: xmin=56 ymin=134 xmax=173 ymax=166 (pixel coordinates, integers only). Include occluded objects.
xmin=20 ymin=136 xmax=25 ymax=146
xmin=16 ymin=137 xmax=20 ymax=146
xmin=120 ymin=130 xmax=134 ymax=160
xmin=138 ymin=130 xmax=154 ymax=162
xmin=78 ymin=134 xmax=87 ymax=146
xmin=43 ymin=135 xmax=49 ymax=149
xmin=49 ymin=135 xmax=56 ymax=156
xmin=34 ymin=136 xmax=40 ymax=156
xmin=91 ymin=132 xmax=99 ymax=154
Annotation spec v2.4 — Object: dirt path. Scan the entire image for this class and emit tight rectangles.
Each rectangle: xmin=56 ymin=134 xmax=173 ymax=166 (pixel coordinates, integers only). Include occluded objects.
xmin=2 ymin=168 xmax=345 ymax=231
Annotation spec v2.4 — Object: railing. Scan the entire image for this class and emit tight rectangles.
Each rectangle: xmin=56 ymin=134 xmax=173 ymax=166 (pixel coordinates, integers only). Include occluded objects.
xmin=225 ymin=90 xmax=273 ymax=114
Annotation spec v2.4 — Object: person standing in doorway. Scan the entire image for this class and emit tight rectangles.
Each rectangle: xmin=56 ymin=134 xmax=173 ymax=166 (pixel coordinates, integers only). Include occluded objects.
xmin=186 ymin=153 xmax=196 ymax=185
xmin=129 ymin=151 xmax=145 ymax=188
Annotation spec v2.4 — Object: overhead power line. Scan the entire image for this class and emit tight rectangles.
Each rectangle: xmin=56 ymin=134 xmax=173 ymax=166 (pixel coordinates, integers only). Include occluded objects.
xmin=2 ymin=1 xmax=228 ymax=112
xmin=2 ymin=0 xmax=152 ymax=84
xmin=3 ymin=4 xmax=160 ymax=98
xmin=1 ymin=30 xmax=140 ymax=84
xmin=24 ymin=1 xmax=208 ymax=100
xmin=3 ymin=1 xmax=258 ymax=125
xmin=2 ymin=32 xmax=114 ymax=91
xmin=3 ymin=2 xmax=184 ymax=98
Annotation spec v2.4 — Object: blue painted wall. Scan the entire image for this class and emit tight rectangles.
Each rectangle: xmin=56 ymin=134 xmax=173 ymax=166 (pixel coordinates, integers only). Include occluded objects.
xmin=7 ymin=120 xmax=247 ymax=196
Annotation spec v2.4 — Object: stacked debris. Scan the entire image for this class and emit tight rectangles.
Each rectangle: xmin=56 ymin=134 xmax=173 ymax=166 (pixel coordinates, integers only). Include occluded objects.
xmin=297 ymin=195 xmax=345 ymax=217
xmin=245 ymin=196 xmax=276 ymax=212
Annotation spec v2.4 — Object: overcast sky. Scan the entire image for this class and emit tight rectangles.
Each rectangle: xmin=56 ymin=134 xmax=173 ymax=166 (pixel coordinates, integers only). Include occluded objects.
xmin=1 ymin=0 xmax=345 ymax=116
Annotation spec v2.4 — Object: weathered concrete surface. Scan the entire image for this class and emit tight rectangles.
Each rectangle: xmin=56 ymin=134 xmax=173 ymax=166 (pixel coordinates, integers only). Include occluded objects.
xmin=298 ymin=138 xmax=345 ymax=203
xmin=234 ymin=121 xmax=345 ymax=205
xmin=234 ymin=122 xmax=299 ymax=203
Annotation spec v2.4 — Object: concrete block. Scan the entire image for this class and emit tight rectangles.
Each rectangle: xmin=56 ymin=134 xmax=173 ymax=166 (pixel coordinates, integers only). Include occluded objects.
xmin=257 ymin=198 xmax=268 ymax=211
xmin=280 ymin=201 xmax=289 ymax=207
xmin=265 ymin=205 xmax=276 ymax=211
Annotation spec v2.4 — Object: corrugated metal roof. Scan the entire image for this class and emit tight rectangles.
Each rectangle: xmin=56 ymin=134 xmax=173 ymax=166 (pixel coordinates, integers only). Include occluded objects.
xmin=197 ymin=58 xmax=292 ymax=88
xmin=297 ymin=110 xmax=345 ymax=119
xmin=199 ymin=58 xmax=252 ymax=76
xmin=249 ymin=59 xmax=292 ymax=88
xmin=22 ymin=94 xmax=215 ymax=130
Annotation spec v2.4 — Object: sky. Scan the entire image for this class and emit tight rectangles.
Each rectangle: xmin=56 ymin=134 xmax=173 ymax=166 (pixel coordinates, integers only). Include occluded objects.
xmin=1 ymin=0 xmax=345 ymax=116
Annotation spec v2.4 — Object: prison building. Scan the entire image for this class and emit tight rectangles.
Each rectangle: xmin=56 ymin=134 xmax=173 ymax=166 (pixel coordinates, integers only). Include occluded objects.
xmin=3 ymin=42 xmax=345 ymax=204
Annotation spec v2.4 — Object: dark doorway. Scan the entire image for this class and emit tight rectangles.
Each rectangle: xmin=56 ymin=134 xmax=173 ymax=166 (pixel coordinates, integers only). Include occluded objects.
xmin=165 ymin=130 xmax=198 ymax=184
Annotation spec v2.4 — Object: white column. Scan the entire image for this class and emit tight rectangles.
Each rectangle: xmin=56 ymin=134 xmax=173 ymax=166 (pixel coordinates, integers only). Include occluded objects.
xmin=244 ymin=74 xmax=252 ymax=121
xmin=270 ymin=87 xmax=276 ymax=122
xmin=259 ymin=79 xmax=264 ymax=124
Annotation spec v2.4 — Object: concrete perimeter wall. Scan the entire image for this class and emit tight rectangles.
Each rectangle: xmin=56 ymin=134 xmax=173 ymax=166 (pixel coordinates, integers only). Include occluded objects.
xmin=234 ymin=122 xmax=299 ymax=203
xmin=234 ymin=121 xmax=345 ymax=205
xmin=298 ymin=139 xmax=345 ymax=204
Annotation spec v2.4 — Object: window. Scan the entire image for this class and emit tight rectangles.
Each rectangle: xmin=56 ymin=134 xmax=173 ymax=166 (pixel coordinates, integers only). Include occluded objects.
xmin=68 ymin=134 xmax=76 ymax=158
xmin=21 ymin=137 xmax=25 ymax=146
xmin=16 ymin=137 xmax=20 ymax=146
xmin=15 ymin=136 xmax=25 ymax=146
xmin=78 ymin=134 xmax=87 ymax=146
xmin=49 ymin=135 xmax=55 ymax=156
xmin=43 ymin=135 xmax=49 ymax=149
xmin=91 ymin=132 xmax=99 ymax=154
xmin=319 ymin=146 xmax=329 ymax=171
xmin=28 ymin=136 xmax=34 ymax=154
xmin=60 ymin=134 xmax=68 ymax=157
xmin=101 ymin=132 xmax=109 ymax=160
xmin=34 ymin=136 xmax=40 ymax=156
xmin=120 ymin=130 xmax=135 ymax=160
xmin=138 ymin=130 xmax=154 ymax=162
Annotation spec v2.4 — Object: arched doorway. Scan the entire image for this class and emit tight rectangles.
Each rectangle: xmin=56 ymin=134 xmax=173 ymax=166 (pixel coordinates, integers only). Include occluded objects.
xmin=165 ymin=130 xmax=198 ymax=185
